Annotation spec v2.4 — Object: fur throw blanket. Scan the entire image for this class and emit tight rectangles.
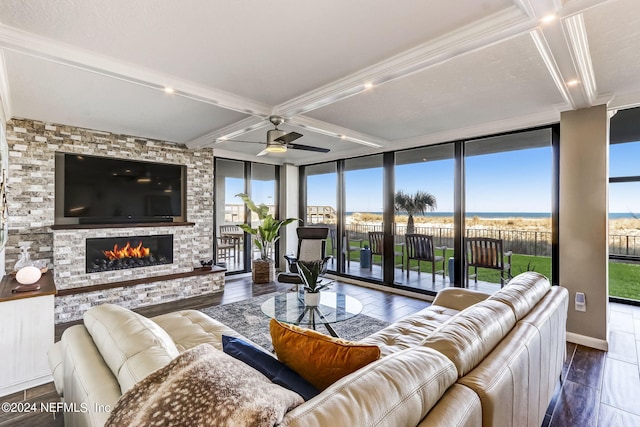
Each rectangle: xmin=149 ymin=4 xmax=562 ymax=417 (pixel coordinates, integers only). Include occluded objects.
xmin=105 ymin=343 xmax=304 ymax=427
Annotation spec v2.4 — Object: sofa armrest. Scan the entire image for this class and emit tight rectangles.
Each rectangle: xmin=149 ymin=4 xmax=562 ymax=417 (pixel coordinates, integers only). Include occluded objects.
xmin=432 ymin=288 xmax=490 ymax=312
xmin=47 ymin=341 xmax=64 ymax=397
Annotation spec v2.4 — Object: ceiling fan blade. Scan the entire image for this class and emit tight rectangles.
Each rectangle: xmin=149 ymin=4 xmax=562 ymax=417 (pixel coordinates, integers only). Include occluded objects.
xmin=275 ymin=132 xmax=303 ymax=144
xmin=256 ymin=148 xmax=269 ymax=156
xmin=287 ymin=143 xmax=330 ymax=153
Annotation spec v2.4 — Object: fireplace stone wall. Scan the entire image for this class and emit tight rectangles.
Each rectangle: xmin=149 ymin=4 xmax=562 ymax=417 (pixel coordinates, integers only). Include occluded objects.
xmin=5 ymin=118 xmax=219 ymax=323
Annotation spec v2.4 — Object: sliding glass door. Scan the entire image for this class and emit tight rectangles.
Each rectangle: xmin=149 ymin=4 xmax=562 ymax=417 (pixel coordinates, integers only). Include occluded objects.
xmin=464 ymin=129 xmax=553 ymax=292
xmin=214 ymin=159 xmax=279 ymax=274
xmin=395 ymin=144 xmax=455 ymax=289
xmin=305 ymin=163 xmax=338 ymax=271
xmin=344 ymin=155 xmax=383 ymax=280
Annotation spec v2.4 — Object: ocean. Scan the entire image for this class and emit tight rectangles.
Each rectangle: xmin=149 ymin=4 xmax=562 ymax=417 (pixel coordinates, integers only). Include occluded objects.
xmin=347 ymin=212 xmax=638 ymax=219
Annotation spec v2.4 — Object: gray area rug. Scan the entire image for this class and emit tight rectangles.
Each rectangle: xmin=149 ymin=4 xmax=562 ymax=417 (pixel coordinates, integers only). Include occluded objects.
xmin=200 ymin=293 xmax=390 ymax=351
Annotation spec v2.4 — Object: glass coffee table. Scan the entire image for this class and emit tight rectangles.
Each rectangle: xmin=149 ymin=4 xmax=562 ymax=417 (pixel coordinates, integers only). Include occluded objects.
xmin=261 ymin=291 xmax=362 ymax=338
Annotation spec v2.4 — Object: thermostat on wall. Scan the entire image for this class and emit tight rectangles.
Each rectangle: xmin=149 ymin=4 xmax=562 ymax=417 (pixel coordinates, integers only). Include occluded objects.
xmin=575 ymin=292 xmax=586 ymax=312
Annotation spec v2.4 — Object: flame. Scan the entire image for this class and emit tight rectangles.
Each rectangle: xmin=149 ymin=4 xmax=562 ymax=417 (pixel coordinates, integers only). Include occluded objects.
xmin=103 ymin=241 xmax=151 ymax=261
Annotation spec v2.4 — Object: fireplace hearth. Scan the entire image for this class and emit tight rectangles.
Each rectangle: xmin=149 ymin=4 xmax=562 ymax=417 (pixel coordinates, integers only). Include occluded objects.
xmin=86 ymin=234 xmax=173 ymax=273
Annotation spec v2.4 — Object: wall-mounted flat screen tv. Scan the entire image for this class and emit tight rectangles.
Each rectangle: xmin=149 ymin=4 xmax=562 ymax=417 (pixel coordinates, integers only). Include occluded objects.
xmin=55 ymin=152 xmax=186 ymax=225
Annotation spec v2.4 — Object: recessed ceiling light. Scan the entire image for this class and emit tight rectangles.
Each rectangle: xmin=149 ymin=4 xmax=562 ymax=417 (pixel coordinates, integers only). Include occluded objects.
xmin=163 ymin=87 xmax=175 ymax=94
xmin=567 ymin=79 xmax=580 ymax=86
xmin=364 ymin=82 xmax=374 ymax=90
xmin=541 ymin=14 xmax=557 ymax=24
xmin=340 ymin=135 xmax=347 ymax=140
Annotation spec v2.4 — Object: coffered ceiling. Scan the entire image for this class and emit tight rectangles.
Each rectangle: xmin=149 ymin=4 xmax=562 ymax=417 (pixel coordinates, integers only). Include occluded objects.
xmin=0 ymin=0 xmax=638 ymax=165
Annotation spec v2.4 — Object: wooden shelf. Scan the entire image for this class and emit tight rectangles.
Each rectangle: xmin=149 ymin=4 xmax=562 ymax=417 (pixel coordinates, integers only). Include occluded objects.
xmin=50 ymin=221 xmax=195 ymax=230
xmin=0 ymin=271 xmax=57 ymax=303
xmin=56 ymin=266 xmax=226 ymax=297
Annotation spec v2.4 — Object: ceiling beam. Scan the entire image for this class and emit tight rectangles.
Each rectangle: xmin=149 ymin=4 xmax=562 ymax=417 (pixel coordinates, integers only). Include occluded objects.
xmin=275 ymin=6 xmax=534 ymax=118
xmin=288 ymin=116 xmax=386 ymax=148
xmin=186 ymin=116 xmax=268 ymax=149
xmin=563 ymin=14 xmax=598 ymax=105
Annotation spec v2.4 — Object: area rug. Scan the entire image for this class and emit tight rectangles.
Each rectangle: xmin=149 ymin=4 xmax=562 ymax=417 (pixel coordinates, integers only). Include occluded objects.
xmin=200 ymin=293 xmax=390 ymax=351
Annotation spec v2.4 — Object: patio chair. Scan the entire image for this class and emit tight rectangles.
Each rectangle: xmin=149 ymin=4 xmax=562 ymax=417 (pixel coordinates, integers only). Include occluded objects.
xmin=345 ymin=230 xmax=363 ymax=268
xmin=277 ymin=227 xmax=330 ymax=285
xmin=216 ymin=236 xmax=236 ymax=265
xmin=405 ymin=234 xmax=446 ymax=282
xmin=466 ymin=237 xmax=512 ymax=287
xmin=368 ymin=231 xmax=404 ymax=272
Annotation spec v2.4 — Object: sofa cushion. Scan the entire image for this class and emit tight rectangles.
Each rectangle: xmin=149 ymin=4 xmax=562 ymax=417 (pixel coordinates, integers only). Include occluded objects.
xmin=106 ymin=343 xmax=304 ymax=427
xmin=280 ymin=346 xmax=457 ymax=427
xmin=222 ymin=335 xmax=319 ymax=401
xmin=420 ymin=300 xmax=516 ymax=376
xmin=488 ymin=272 xmax=551 ymax=321
xmin=83 ymin=303 xmax=179 ymax=393
xmin=152 ymin=309 xmax=259 ymax=352
xmin=361 ymin=304 xmax=459 ymax=356
xmin=270 ymin=319 xmax=380 ymax=390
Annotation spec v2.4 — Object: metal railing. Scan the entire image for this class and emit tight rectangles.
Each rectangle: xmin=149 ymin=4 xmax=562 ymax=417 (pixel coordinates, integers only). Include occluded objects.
xmin=312 ymin=220 xmax=640 ymax=258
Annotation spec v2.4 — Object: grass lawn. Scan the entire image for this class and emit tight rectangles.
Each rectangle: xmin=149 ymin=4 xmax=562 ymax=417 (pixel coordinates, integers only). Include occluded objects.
xmin=342 ymin=239 xmax=640 ymax=301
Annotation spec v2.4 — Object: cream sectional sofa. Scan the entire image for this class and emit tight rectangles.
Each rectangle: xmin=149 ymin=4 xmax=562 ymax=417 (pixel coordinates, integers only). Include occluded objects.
xmin=48 ymin=272 xmax=568 ymax=427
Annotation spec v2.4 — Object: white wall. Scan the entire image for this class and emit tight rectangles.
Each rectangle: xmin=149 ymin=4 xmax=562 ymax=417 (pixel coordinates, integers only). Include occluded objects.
xmin=560 ymin=104 xmax=609 ymax=350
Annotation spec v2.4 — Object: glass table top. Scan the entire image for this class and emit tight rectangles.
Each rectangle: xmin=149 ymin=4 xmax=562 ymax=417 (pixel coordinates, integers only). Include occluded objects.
xmin=260 ymin=291 xmax=363 ymax=327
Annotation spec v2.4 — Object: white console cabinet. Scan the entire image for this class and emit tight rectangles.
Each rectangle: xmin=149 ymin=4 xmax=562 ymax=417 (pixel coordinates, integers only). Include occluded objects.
xmin=0 ymin=272 xmax=55 ymax=396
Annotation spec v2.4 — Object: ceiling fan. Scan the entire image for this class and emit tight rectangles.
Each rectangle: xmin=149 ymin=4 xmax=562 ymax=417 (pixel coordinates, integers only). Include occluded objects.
xmin=224 ymin=116 xmax=330 ymax=156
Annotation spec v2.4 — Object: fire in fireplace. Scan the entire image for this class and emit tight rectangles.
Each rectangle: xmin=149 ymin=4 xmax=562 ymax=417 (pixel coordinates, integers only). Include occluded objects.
xmin=86 ymin=234 xmax=173 ymax=273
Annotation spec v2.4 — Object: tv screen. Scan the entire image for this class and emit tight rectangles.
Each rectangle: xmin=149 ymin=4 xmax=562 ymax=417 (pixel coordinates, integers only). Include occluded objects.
xmin=57 ymin=153 xmax=184 ymax=224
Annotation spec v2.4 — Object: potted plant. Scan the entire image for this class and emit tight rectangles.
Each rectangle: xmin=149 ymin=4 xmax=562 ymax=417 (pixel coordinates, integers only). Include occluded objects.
xmin=297 ymin=257 xmax=333 ymax=306
xmin=235 ymin=193 xmax=298 ymax=284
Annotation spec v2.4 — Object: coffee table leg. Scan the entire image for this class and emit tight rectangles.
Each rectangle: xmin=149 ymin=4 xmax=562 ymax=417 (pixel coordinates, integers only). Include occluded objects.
xmin=314 ymin=307 xmax=339 ymax=338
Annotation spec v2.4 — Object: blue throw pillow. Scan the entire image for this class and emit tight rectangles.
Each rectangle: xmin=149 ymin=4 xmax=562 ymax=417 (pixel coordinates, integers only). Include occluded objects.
xmin=221 ymin=335 xmax=319 ymax=401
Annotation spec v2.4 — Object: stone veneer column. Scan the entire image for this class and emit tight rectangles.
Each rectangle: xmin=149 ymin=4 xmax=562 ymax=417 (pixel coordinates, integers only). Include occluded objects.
xmin=5 ymin=118 xmax=218 ymax=322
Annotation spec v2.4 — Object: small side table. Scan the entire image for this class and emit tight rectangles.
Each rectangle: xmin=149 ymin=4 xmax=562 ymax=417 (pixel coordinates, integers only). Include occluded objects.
xmin=0 ymin=271 xmax=57 ymax=396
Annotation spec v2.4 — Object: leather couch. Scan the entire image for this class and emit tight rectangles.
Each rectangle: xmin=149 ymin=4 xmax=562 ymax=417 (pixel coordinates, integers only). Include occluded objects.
xmin=48 ymin=272 xmax=568 ymax=426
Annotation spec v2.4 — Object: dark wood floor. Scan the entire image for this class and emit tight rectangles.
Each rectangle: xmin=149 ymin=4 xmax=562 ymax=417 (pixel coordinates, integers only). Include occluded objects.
xmin=3 ymin=276 xmax=638 ymax=426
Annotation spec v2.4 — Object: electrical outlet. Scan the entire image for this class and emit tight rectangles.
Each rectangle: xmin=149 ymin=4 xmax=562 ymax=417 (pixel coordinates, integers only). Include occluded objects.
xmin=575 ymin=292 xmax=586 ymax=312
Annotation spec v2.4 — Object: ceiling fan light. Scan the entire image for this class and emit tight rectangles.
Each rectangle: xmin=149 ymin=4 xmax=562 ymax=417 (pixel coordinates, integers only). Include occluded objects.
xmin=265 ymin=142 xmax=287 ymax=153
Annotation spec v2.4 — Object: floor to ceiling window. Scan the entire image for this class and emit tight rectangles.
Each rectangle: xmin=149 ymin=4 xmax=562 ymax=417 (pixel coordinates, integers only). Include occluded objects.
xmin=214 ymin=159 xmax=279 ymax=274
xmin=300 ymin=125 xmax=557 ymax=295
xmin=395 ymin=144 xmax=455 ymax=290
xmin=608 ymin=138 xmax=640 ymax=303
xmin=344 ymin=155 xmax=383 ymax=281
xmin=464 ymin=129 xmax=553 ymax=292
xmin=304 ymin=163 xmax=338 ymax=271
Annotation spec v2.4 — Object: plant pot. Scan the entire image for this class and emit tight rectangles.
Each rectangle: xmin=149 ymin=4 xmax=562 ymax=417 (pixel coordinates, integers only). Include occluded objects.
xmin=252 ymin=259 xmax=275 ymax=284
xmin=304 ymin=291 xmax=321 ymax=307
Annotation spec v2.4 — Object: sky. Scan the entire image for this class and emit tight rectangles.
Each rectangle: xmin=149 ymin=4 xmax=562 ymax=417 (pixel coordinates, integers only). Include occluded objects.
xmin=220 ymin=140 xmax=640 ymax=215
xmin=306 ymin=141 xmax=640 ymax=214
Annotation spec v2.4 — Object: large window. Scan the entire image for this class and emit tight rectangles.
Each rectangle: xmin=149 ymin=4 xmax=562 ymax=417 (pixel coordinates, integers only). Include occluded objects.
xmin=344 ymin=155 xmax=383 ymax=280
xmin=214 ymin=159 xmax=278 ymax=274
xmin=300 ymin=125 xmax=557 ymax=295
xmin=395 ymin=144 xmax=455 ymax=289
xmin=305 ymin=163 xmax=338 ymax=270
xmin=609 ymin=138 xmax=640 ymax=302
xmin=464 ymin=129 xmax=553 ymax=291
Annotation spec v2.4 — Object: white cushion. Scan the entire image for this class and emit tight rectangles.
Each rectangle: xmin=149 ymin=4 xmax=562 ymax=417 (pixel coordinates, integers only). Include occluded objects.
xmin=83 ymin=304 xmax=179 ymax=393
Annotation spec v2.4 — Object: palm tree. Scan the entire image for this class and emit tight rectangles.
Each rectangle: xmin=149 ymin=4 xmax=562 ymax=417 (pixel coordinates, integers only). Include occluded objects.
xmin=394 ymin=190 xmax=437 ymax=234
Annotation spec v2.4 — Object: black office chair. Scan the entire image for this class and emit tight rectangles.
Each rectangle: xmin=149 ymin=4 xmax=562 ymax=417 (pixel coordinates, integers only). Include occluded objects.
xmin=277 ymin=227 xmax=330 ymax=284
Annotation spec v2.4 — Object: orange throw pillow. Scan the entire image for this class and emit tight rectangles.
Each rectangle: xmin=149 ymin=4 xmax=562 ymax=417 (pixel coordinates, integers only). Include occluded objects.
xmin=269 ymin=319 xmax=381 ymax=390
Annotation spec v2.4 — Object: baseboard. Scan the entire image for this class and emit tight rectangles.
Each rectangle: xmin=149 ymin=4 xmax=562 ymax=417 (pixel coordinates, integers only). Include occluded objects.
xmin=566 ymin=332 xmax=609 ymax=351
xmin=324 ymin=274 xmax=434 ymax=302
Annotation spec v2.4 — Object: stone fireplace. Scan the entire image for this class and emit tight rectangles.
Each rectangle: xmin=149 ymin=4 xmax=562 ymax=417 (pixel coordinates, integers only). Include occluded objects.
xmin=5 ymin=118 xmax=221 ymax=324
xmin=86 ymin=234 xmax=174 ymax=273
